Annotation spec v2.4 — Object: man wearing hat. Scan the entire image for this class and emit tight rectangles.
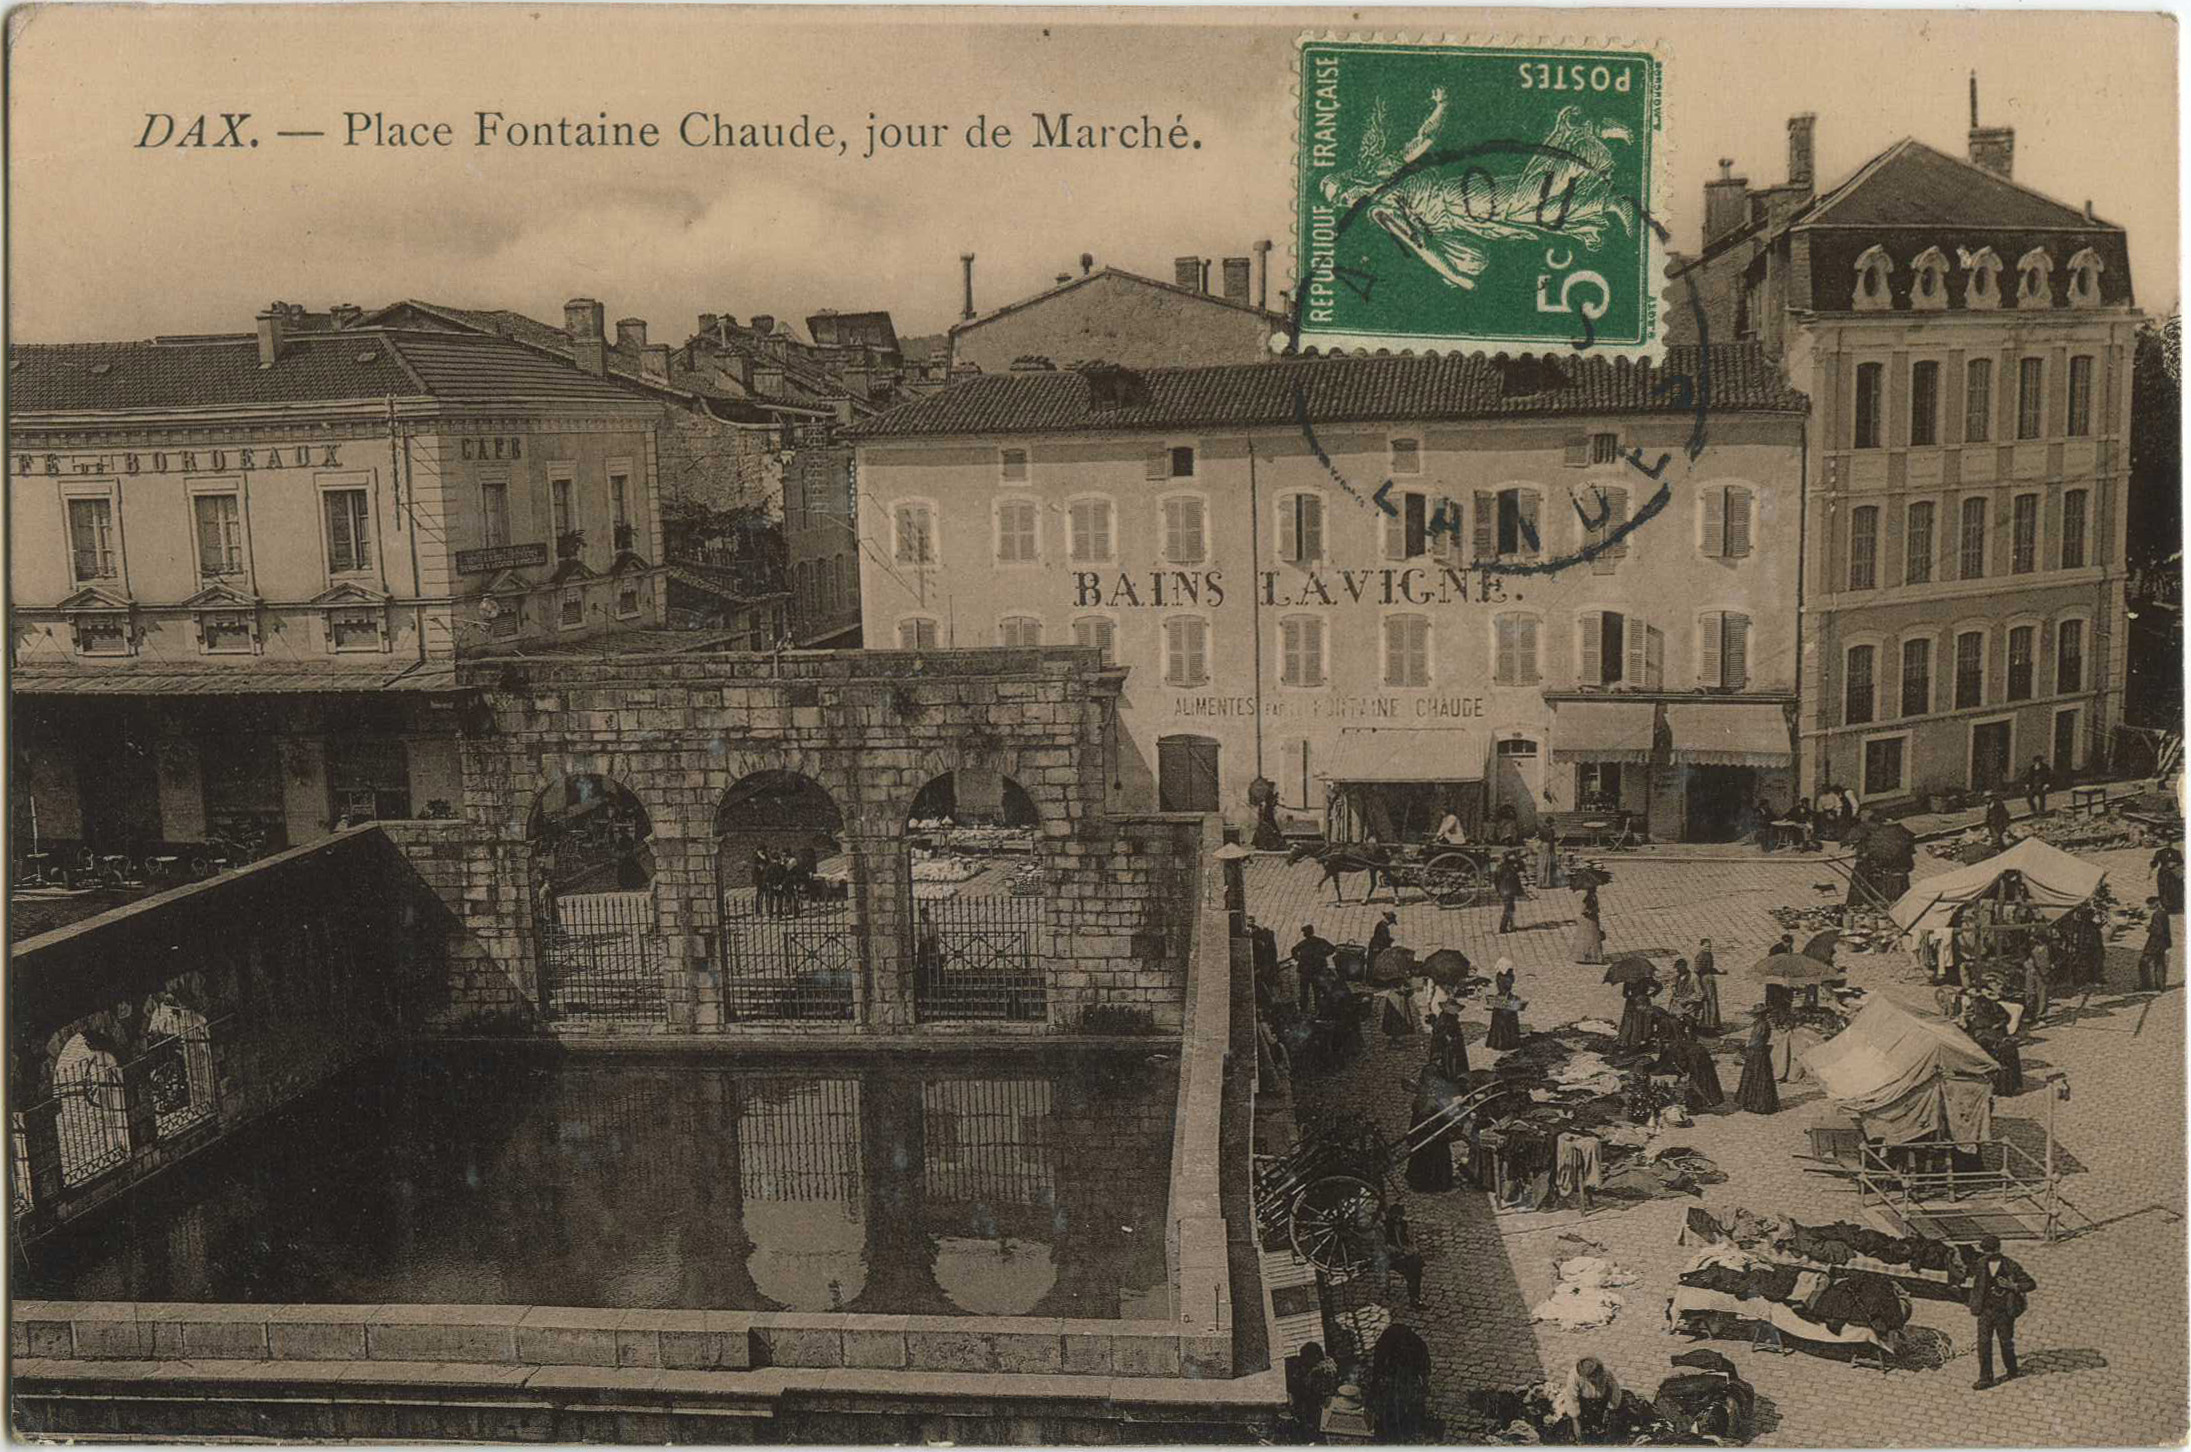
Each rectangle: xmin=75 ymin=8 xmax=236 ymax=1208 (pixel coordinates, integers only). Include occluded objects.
xmin=1368 ymin=910 xmax=1399 ymax=966
xmin=1966 ymin=1234 xmax=2037 ymax=1389
xmin=2140 ymin=899 xmax=2173 ymax=992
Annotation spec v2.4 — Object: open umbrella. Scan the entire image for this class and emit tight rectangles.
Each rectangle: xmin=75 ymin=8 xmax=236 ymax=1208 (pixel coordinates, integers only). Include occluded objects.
xmin=1369 ymin=946 xmax=1417 ymax=984
xmin=1418 ymin=948 xmax=1474 ymax=984
xmin=1747 ymin=952 xmax=1840 ymax=985
xmin=1801 ymin=930 xmax=1841 ymax=964
xmin=1602 ymin=955 xmax=1657 ymax=985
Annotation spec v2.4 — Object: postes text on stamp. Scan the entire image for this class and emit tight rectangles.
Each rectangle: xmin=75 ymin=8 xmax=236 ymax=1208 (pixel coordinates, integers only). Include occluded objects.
xmin=1296 ymin=39 xmax=1664 ymax=357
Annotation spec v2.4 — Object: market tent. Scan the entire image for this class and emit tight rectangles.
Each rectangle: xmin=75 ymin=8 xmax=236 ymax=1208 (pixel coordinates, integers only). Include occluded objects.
xmin=1801 ymin=996 xmax=1998 ymax=1146
xmin=1888 ymin=838 xmax=2109 ymax=940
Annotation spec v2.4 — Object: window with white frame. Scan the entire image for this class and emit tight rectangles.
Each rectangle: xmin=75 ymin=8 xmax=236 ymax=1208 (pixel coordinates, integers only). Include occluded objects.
xmin=1147 ymin=445 xmax=1196 ymax=481
xmin=1279 ymin=616 xmax=1326 ymax=687
xmin=1699 ymin=611 xmax=1750 ymax=690
xmin=66 ymin=496 xmax=119 ymax=584
xmin=2017 ymin=357 xmax=2045 ymax=439
xmin=1384 ymin=614 xmax=1430 ymax=687
xmin=1164 ymin=616 xmax=1209 ymax=686
xmin=1700 ymin=484 xmax=1753 ymax=559
xmin=1853 ymin=245 xmax=1894 ymax=309
xmin=1279 ymin=492 xmax=1324 ymax=564
xmin=1000 ymin=447 xmax=1030 ymax=483
xmin=1390 ymin=437 xmax=1422 ymax=475
xmin=2011 ymin=493 xmax=2039 ymax=574
xmin=999 ymin=615 xmax=1043 ymax=647
xmin=2056 ymin=618 xmax=2085 ymax=694
xmin=2061 ymin=489 xmax=2089 ymax=570
xmin=1844 ymin=643 xmax=1877 ymax=726
xmin=1964 ymin=248 xmax=2003 ymax=309
xmin=1954 ymin=629 xmax=1986 ymax=709
xmin=1579 ymin=609 xmax=1628 ymax=686
xmin=1068 ymin=497 xmax=1114 ymax=563
xmin=610 ymin=470 xmax=631 ymax=531
xmin=1848 ymin=505 xmax=1879 ymax=590
xmin=323 ymin=488 xmax=373 ymax=576
xmin=1474 ymin=487 xmax=1541 ymax=559
xmin=1493 ymin=613 xmax=1540 ymax=685
xmin=193 ymin=493 xmax=244 ymax=578
xmin=893 ymin=501 xmax=936 ymax=565
xmin=898 ymin=617 xmax=937 ymax=650
xmin=1965 ymin=358 xmax=1993 ymax=442
xmin=2067 ymin=356 xmax=2094 ymax=437
xmin=2006 ymin=624 xmax=2036 ymax=701
xmin=1162 ymin=495 xmax=1207 ymax=564
xmin=1853 ymin=362 xmax=1884 ymax=448
xmin=1072 ymin=615 xmax=1115 ymax=661
xmin=1385 ymin=489 xmax=1431 ymax=560
xmin=996 ymin=497 xmax=1038 ymax=563
xmin=1863 ymin=734 xmax=1908 ymax=797
xmin=1899 ymin=636 xmax=1932 ymax=717
xmin=1910 ymin=360 xmax=1940 ymax=446
xmin=479 ymin=474 xmax=510 ymax=550
xmin=1905 ymin=501 xmax=1936 ymax=585
xmin=1959 ymin=496 xmax=1987 ymax=580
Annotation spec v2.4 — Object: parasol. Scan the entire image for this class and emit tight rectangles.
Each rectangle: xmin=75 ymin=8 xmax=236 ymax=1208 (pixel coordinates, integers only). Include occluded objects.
xmin=1419 ymin=948 xmax=1475 ymax=984
xmin=1369 ymin=947 xmax=1417 ymax=984
xmin=1747 ymin=952 xmax=1841 ymax=985
xmin=1602 ymin=955 xmax=1657 ymax=985
xmin=1801 ymin=930 xmax=1841 ymax=964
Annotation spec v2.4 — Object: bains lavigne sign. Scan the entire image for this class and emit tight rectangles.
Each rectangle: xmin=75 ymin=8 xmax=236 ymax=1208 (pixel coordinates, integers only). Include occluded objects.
xmin=1073 ymin=565 xmax=1505 ymax=610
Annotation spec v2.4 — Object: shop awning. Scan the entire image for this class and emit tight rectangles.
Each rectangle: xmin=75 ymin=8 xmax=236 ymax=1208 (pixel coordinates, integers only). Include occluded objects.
xmin=1664 ymin=702 xmax=1792 ymax=767
xmin=1549 ymin=701 xmax=1657 ymax=763
xmin=1317 ymin=730 xmax=1485 ymax=783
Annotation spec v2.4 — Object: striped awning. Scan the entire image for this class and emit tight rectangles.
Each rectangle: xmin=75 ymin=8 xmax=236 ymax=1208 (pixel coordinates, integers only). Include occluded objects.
xmin=1317 ymin=729 xmax=1485 ymax=783
xmin=1550 ymin=701 xmax=1657 ymax=763
xmin=1665 ymin=702 xmax=1793 ymax=767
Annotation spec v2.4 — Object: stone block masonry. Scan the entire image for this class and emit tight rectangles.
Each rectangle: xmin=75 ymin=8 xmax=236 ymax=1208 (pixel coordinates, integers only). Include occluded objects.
xmin=386 ymin=647 xmax=1198 ymax=1036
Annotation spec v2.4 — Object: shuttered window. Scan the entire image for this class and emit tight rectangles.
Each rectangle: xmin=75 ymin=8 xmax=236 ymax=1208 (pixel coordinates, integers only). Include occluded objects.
xmin=1162 ymin=496 xmax=1206 ymax=564
xmin=1701 ymin=485 xmax=1753 ymax=559
xmin=893 ymin=502 xmax=935 ymax=565
xmin=68 ymin=498 xmax=118 ymax=582
xmin=1067 ymin=498 xmax=1113 ymax=563
xmin=193 ymin=494 xmax=244 ymax=577
xmin=323 ymin=489 xmax=372 ymax=575
xmin=1156 ymin=736 xmax=1220 ymax=813
xmin=1071 ymin=615 xmax=1115 ymax=661
xmin=1493 ymin=614 xmax=1540 ymax=685
xmin=1279 ymin=493 xmax=1324 ymax=564
xmin=1384 ymin=614 xmax=1430 ymax=687
xmin=1164 ymin=616 xmax=1208 ymax=686
xmin=1279 ymin=617 xmax=1326 ymax=687
xmin=1477 ymin=488 xmax=1541 ymax=558
xmin=996 ymin=498 xmax=1038 ymax=563
xmin=1700 ymin=612 xmax=1751 ymax=689
xmin=999 ymin=616 xmax=1043 ymax=647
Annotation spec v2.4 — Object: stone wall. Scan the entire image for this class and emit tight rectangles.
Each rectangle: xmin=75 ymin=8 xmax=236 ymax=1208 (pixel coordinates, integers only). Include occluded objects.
xmin=396 ymin=647 xmax=1195 ymax=1036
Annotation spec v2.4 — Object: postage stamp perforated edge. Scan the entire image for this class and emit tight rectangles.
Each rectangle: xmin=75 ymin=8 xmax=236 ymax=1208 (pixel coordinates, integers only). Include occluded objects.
xmin=1286 ymin=31 xmax=1669 ymax=363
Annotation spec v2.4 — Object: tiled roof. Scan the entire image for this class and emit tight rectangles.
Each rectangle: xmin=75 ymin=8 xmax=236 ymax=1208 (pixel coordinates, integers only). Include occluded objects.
xmin=9 ymin=329 xmax=663 ymax=415
xmin=951 ymin=267 xmax=1288 ymax=338
xmin=1804 ymin=140 xmax=2121 ymax=233
xmin=11 ymin=660 xmax=459 ymax=695
xmin=850 ymin=343 xmax=1805 ymax=438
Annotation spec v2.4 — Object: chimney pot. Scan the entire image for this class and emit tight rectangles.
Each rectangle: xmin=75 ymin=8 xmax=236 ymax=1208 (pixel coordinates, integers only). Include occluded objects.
xmin=1221 ymin=256 xmax=1253 ymax=303
xmin=961 ymin=252 xmax=977 ymax=321
xmin=1080 ymin=252 xmax=1095 ymax=276
xmin=1786 ymin=114 xmax=1816 ymax=192
xmin=1702 ymin=166 xmax=1751 ymax=248
xmin=1718 ymin=158 xmax=1734 ymax=179
xmin=751 ymin=314 xmax=776 ymax=338
xmin=698 ymin=313 xmax=719 ymax=340
xmin=1255 ymin=239 xmax=1274 ymax=309
xmin=255 ymin=306 xmax=285 ymax=368
xmin=616 ymin=317 xmax=647 ymax=350
xmin=2085 ymin=199 xmax=2096 ymax=221
xmin=330 ymin=303 xmax=363 ymax=329
xmin=1174 ymin=255 xmax=1203 ymax=291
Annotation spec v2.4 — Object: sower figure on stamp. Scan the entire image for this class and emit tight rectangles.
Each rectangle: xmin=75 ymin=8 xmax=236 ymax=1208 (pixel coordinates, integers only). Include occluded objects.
xmin=1968 ymin=1234 xmax=2037 ymax=1389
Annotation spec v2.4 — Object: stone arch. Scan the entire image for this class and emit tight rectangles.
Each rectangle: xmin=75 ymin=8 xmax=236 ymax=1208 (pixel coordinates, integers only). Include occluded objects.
xmin=714 ymin=769 xmax=859 ymax=1024
xmin=143 ymin=991 xmax=217 ymax=1137
xmin=52 ymin=1031 xmax=129 ymax=1188
xmin=903 ymin=766 xmax=1048 ymax=1024
xmin=526 ymin=773 xmax=663 ymax=1025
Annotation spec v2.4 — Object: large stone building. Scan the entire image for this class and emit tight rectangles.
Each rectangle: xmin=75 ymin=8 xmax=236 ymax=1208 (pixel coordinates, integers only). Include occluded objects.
xmin=948 ymin=254 xmax=1286 ymax=376
xmin=1669 ymin=109 xmax=2139 ymax=805
xmin=851 ymin=348 xmax=1812 ymax=842
xmin=8 ymin=302 xmax=695 ymax=860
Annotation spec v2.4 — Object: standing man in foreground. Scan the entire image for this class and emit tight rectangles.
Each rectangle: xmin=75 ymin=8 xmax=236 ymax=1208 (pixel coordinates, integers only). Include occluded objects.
xmin=1968 ymin=1234 xmax=2037 ymax=1389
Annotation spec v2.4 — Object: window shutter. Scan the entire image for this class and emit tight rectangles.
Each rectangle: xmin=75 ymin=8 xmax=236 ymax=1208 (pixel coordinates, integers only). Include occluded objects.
xmin=1579 ymin=611 xmax=1603 ymax=683
xmin=197 ymin=502 xmax=224 ymax=575
xmin=1435 ymin=496 xmax=1464 ymax=562
xmin=1563 ymin=434 xmax=1589 ymax=467
xmin=1279 ymin=498 xmax=1299 ymax=564
xmin=1495 ymin=618 xmax=1515 ymax=683
xmin=1601 ymin=486 xmax=1630 ymax=552
xmin=1726 ymin=487 xmax=1753 ymax=557
xmin=1383 ymin=619 xmax=1401 ymax=685
xmin=1519 ymin=616 xmax=1539 ymax=681
xmin=1700 ymin=489 xmax=1725 ymax=558
xmin=1473 ymin=491 xmax=1497 ymax=559
xmin=1146 ymin=448 xmax=1169 ymax=482
xmin=1646 ymin=626 xmax=1665 ymax=689
xmin=1725 ymin=614 xmax=1749 ymax=689
xmin=1699 ymin=611 xmax=1723 ymax=687
xmin=1624 ymin=616 xmax=1647 ymax=685
xmin=1518 ymin=491 xmax=1541 ymax=554
xmin=1383 ymin=501 xmax=1406 ymax=561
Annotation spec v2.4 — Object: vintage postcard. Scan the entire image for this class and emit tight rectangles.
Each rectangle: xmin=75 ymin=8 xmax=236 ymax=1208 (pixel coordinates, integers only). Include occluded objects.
xmin=5 ymin=6 xmax=2184 ymax=1447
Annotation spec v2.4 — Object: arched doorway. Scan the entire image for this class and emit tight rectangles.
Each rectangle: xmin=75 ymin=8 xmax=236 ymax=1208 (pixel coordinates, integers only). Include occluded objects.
xmin=53 ymin=1032 xmax=130 ymax=1187
xmin=715 ymin=771 xmax=854 ymax=1022
xmin=142 ymin=995 xmax=216 ymax=1138
xmin=905 ymin=770 xmax=1046 ymax=1023
xmin=527 ymin=775 xmax=661 ymax=1024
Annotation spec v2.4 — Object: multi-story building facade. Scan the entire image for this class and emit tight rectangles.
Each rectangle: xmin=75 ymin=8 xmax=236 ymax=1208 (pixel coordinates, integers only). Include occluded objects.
xmin=948 ymin=255 xmax=1286 ymax=376
xmin=852 ymin=348 xmax=1811 ymax=841
xmin=8 ymin=302 xmax=682 ymax=858
xmin=1670 ymin=110 xmax=2139 ymax=806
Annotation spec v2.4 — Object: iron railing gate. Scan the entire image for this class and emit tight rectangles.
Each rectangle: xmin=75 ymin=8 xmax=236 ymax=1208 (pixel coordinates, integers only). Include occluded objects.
xmin=720 ymin=902 xmax=859 ymax=1022
xmin=914 ymin=896 xmax=1047 ymax=1022
xmin=541 ymin=890 xmax=664 ymax=1025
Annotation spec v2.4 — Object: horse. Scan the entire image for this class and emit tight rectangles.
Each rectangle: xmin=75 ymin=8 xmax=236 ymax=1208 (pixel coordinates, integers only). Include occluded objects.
xmin=1289 ymin=843 xmax=1394 ymax=903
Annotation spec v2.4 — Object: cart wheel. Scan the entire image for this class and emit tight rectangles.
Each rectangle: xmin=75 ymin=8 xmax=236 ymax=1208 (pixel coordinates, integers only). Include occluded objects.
xmin=1289 ymin=1173 xmax=1383 ymax=1274
xmin=1422 ymin=852 xmax=1484 ymax=908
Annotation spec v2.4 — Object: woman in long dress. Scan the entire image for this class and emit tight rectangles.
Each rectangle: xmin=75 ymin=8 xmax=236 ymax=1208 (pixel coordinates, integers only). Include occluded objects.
xmin=1668 ymin=959 xmax=1704 ymax=1025
xmin=1615 ymin=974 xmax=1658 ymax=1049
xmin=1678 ymin=1021 xmax=1727 ymax=1111
xmin=1486 ymin=959 xmax=1524 ymax=1050
xmin=1571 ymin=884 xmax=1606 ymax=964
xmin=1734 ymin=1012 xmax=1780 ymax=1114
xmin=1429 ymin=1005 xmax=1470 ymax=1081
xmin=1534 ymin=820 xmax=1560 ymax=889
xmin=1404 ymin=1063 xmax=1458 ymax=1191
xmin=1694 ymin=939 xmax=1724 ymax=1032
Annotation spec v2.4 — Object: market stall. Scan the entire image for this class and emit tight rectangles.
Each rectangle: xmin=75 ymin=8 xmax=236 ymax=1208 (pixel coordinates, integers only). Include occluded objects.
xmin=1889 ymin=837 xmax=2108 ymax=986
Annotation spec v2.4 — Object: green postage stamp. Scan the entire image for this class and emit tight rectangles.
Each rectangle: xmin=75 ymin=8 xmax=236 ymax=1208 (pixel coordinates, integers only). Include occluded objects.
xmin=1296 ymin=39 xmax=1664 ymax=357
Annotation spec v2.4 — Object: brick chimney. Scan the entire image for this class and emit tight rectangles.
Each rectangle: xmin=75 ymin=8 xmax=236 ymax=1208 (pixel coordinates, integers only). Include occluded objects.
xmin=616 ymin=317 xmax=647 ymax=350
xmin=751 ymin=314 xmax=776 ymax=338
xmin=698 ymin=312 xmax=720 ymax=340
xmin=961 ymin=252 xmax=977 ymax=320
xmin=1174 ymin=256 xmax=1203 ymax=291
xmin=565 ymin=298 xmax=606 ymax=376
xmin=330 ymin=303 xmax=363 ymax=329
xmin=640 ymin=344 xmax=670 ymax=383
xmin=1786 ymin=113 xmax=1816 ymax=192
xmin=1703 ymin=160 xmax=1750 ymax=247
xmin=255 ymin=304 xmax=287 ymax=367
xmin=1969 ymin=125 xmax=2014 ymax=179
xmin=1221 ymin=257 xmax=1253 ymax=303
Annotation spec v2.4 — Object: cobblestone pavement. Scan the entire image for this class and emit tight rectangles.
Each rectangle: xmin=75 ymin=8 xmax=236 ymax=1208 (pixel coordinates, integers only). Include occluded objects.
xmin=1250 ymin=835 xmax=2188 ymax=1447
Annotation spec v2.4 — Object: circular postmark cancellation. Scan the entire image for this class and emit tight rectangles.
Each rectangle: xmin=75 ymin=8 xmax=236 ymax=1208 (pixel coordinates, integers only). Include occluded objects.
xmin=1277 ymin=41 xmax=1716 ymax=587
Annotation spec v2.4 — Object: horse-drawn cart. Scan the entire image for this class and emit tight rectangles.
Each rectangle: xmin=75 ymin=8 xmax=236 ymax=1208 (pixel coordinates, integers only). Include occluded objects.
xmin=1290 ymin=841 xmax=1493 ymax=908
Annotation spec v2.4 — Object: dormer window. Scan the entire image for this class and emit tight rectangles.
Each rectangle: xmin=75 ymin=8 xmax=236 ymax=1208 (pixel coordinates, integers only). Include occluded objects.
xmin=2016 ymin=248 xmax=2054 ymax=308
xmin=1852 ymin=245 xmax=1894 ymax=311
xmin=2066 ymin=248 xmax=2105 ymax=307
xmin=1961 ymin=247 xmax=2003 ymax=310
xmin=1910 ymin=247 xmax=1949 ymax=311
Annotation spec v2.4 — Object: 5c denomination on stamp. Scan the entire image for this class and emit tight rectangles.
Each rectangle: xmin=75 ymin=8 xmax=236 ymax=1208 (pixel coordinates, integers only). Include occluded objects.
xmin=1297 ymin=38 xmax=1664 ymax=357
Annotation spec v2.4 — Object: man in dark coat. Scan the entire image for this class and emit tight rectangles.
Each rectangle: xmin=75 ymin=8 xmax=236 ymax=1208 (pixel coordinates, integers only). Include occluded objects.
xmin=1295 ymin=926 xmax=1336 ymax=1014
xmin=1368 ymin=911 xmax=1399 ymax=966
xmin=1985 ymin=793 xmax=2014 ymax=852
xmin=2140 ymin=900 xmax=2173 ymax=991
xmin=1967 ymin=1234 xmax=2037 ymax=1389
xmin=2024 ymin=756 xmax=2054 ymax=818
xmin=1496 ymin=854 xmax=1524 ymax=935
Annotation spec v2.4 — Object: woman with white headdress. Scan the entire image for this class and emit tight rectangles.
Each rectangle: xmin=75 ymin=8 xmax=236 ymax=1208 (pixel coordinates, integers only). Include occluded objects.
xmin=1486 ymin=958 xmax=1524 ymax=1051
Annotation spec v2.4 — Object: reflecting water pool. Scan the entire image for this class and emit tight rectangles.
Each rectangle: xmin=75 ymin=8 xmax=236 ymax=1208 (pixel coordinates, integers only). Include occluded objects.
xmin=20 ymin=1048 xmax=1178 ymax=1319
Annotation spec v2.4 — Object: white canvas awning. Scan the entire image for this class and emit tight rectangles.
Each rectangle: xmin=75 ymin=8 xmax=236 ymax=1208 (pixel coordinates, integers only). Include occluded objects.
xmin=1317 ymin=730 xmax=1485 ymax=783
xmin=1550 ymin=702 xmax=1657 ymax=763
xmin=1889 ymin=837 xmax=2109 ymax=939
xmin=1664 ymin=702 xmax=1793 ymax=767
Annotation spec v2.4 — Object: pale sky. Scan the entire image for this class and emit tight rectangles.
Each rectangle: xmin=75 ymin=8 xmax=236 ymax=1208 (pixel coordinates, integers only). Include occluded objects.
xmin=7 ymin=6 xmax=2178 ymax=345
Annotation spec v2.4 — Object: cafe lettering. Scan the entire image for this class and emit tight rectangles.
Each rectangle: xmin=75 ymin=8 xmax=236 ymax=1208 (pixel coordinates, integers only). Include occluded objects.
xmin=19 ymin=442 xmax=344 ymax=476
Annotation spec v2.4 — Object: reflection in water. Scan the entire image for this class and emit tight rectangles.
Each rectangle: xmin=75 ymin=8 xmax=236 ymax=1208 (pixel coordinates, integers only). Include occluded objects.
xmin=18 ymin=1050 xmax=1175 ymax=1318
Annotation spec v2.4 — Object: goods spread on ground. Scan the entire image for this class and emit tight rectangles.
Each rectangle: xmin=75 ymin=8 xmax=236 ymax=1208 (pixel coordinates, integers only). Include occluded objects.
xmin=1770 ymin=901 xmax=1900 ymax=953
